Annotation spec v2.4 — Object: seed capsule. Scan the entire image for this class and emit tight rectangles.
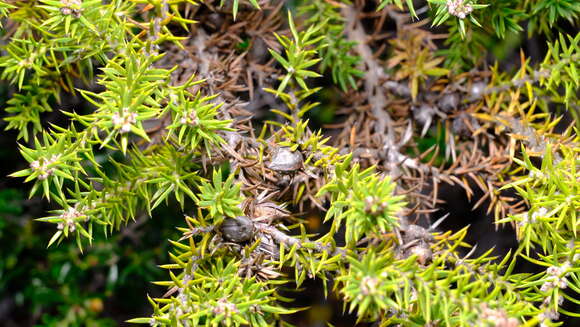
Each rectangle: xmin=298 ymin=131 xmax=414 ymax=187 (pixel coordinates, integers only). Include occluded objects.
xmin=469 ymin=81 xmax=487 ymax=99
xmin=409 ymin=242 xmax=433 ymax=265
xmin=206 ymin=13 xmax=224 ymax=31
xmin=224 ymin=131 xmax=242 ymax=149
xmin=402 ymin=224 xmax=434 ymax=243
xmin=438 ymin=93 xmax=459 ymax=113
xmin=220 ymin=216 xmax=254 ymax=243
xmin=412 ymin=104 xmax=436 ymax=125
xmin=267 ymin=147 xmax=303 ymax=173
xmin=452 ymin=114 xmax=481 ymax=137
xmin=249 ymin=37 xmax=268 ymax=64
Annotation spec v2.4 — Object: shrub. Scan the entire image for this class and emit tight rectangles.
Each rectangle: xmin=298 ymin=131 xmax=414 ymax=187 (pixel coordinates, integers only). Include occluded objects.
xmin=1 ymin=0 xmax=579 ymax=326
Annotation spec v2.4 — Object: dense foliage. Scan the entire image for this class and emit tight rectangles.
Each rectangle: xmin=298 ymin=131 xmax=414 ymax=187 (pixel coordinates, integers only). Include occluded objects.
xmin=0 ymin=0 xmax=579 ymax=326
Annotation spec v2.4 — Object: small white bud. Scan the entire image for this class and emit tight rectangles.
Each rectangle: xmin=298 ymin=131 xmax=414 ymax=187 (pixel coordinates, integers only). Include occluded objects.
xmin=121 ymin=124 xmax=132 ymax=133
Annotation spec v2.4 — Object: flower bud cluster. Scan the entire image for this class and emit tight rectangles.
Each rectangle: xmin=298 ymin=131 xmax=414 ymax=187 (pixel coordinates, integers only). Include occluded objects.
xmin=519 ymin=207 xmax=548 ymax=227
xmin=364 ymin=196 xmax=388 ymax=216
xmin=177 ymin=273 xmax=192 ymax=306
xmin=446 ymin=0 xmax=474 ymax=19
xmin=212 ymin=297 xmax=238 ymax=317
xmin=542 ymin=294 xmax=564 ymax=307
xmin=112 ymin=107 xmax=137 ymax=133
xmin=57 ymin=206 xmax=83 ymax=232
xmin=30 ymin=154 xmax=60 ymax=180
xmin=540 ymin=262 xmax=571 ymax=292
xmin=60 ymin=0 xmax=82 ymax=18
xmin=160 ymin=274 xmax=198 ymax=326
xmin=360 ymin=276 xmax=380 ymax=296
xmin=180 ymin=109 xmax=200 ymax=126
xmin=528 ymin=169 xmax=546 ymax=180
xmin=479 ymin=303 xmax=519 ymax=327
xmin=538 ymin=309 xmax=560 ymax=327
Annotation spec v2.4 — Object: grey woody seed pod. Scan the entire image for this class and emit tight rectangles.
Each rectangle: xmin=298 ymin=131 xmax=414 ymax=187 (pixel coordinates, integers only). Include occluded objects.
xmin=402 ymin=224 xmax=434 ymax=243
xmin=469 ymin=81 xmax=487 ymax=99
xmin=412 ymin=104 xmax=436 ymax=125
xmin=409 ymin=242 xmax=433 ymax=265
xmin=267 ymin=147 xmax=303 ymax=173
xmin=220 ymin=216 xmax=254 ymax=243
xmin=248 ymin=37 xmax=269 ymax=64
xmin=438 ymin=93 xmax=459 ymax=113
